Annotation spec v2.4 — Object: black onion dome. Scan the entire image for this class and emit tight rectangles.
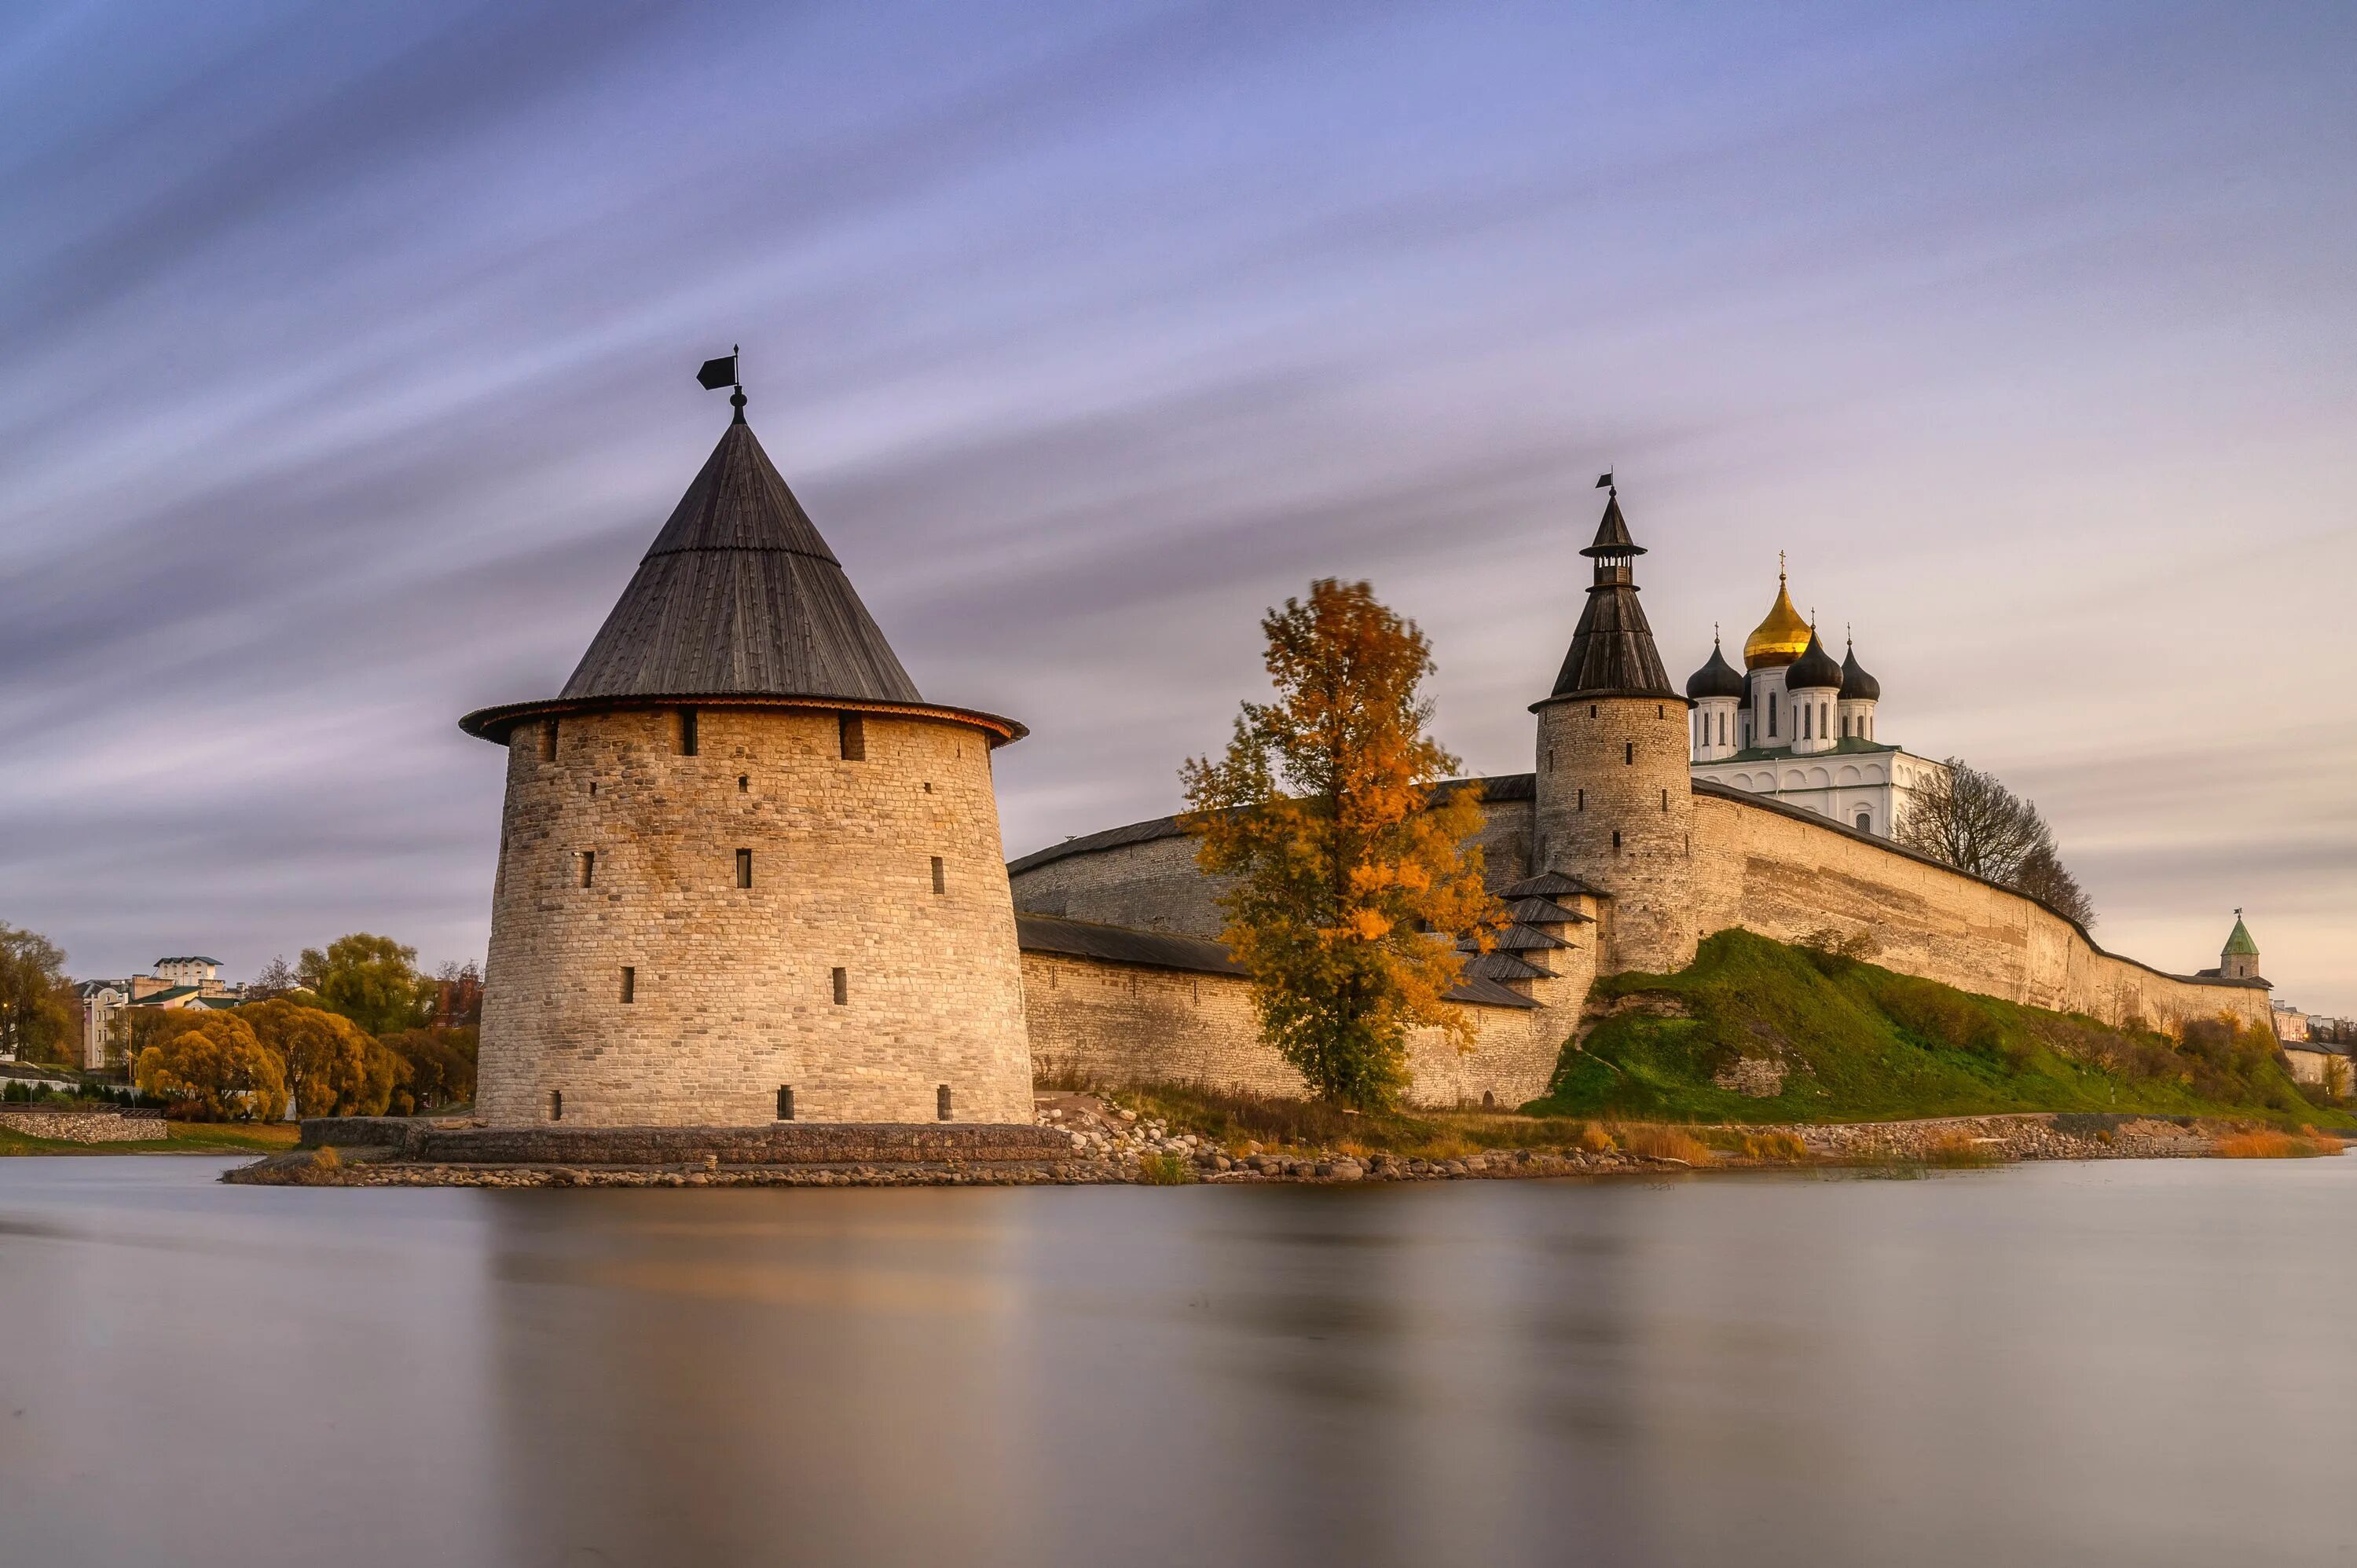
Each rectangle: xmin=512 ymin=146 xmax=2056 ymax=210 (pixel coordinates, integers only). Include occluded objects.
xmin=1786 ymin=626 xmax=1844 ymax=691
xmin=1840 ymin=639 xmax=1880 ymax=702
xmin=1685 ymin=638 xmax=1746 ymax=701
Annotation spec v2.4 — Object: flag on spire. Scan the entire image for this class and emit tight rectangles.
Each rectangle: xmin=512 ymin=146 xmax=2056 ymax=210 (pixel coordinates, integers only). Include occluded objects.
xmin=695 ymin=350 xmax=739 ymax=390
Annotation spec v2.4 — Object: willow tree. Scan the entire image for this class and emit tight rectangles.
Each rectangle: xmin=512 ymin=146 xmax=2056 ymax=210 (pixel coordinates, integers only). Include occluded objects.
xmin=1181 ymin=580 xmax=1500 ymax=1108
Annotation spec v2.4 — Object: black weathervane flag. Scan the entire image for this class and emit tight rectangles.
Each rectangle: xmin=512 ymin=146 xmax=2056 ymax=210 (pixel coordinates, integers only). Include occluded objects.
xmin=1596 ymin=471 xmax=1615 ymax=490
xmin=695 ymin=350 xmax=739 ymax=390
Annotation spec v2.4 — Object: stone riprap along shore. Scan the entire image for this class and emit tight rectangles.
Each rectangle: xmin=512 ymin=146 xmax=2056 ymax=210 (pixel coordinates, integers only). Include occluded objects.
xmin=0 ymin=1106 xmax=165 ymax=1144
xmin=218 ymin=1101 xmax=2341 ymax=1188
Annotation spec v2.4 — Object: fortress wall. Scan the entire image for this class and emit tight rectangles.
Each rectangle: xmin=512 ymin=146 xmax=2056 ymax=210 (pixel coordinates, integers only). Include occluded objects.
xmin=1007 ymin=793 xmax=1538 ymax=937
xmin=1686 ymin=790 xmax=2272 ymax=1035
xmin=1010 ymin=833 xmax=1230 ymax=939
xmin=1019 ymin=951 xmax=1553 ymax=1108
xmin=480 ymin=706 xmax=1034 ymax=1128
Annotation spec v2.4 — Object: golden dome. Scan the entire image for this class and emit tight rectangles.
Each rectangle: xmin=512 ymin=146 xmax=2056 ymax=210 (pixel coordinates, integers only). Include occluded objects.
xmin=1743 ymin=556 xmax=1811 ymax=670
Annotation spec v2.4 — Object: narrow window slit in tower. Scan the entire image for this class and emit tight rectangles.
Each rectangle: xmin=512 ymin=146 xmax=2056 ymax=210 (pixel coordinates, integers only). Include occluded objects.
xmin=579 ymin=851 xmax=596 ymax=888
xmin=1662 ymin=789 xmax=1669 ymax=812
xmin=738 ymin=775 xmax=749 ymax=793
xmin=1624 ymin=742 xmax=1634 ymax=764
xmin=937 ymin=1084 xmax=953 ymax=1121
xmin=736 ymin=848 xmax=753 ymax=888
xmin=1589 ymin=704 xmax=1598 ymax=718
xmin=540 ymin=720 xmax=559 ymax=761
xmin=619 ymin=966 xmax=635 ymax=1003
xmin=679 ymin=708 xmax=698 ymax=757
xmin=838 ymin=712 xmax=866 ymax=760
xmin=831 ymin=967 xmax=848 ymax=1005
xmin=930 ymin=856 xmax=946 ymax=895
xmin=548 ymin=1090 xmax=563 ymax=1120
xmin=777 ymin=1086 xmax=794 ymax=1121
xmin=1577 ymin=789 xmax=1585 ymax=812
xmin=1612 ymin=830 xmax=1622 ymax=852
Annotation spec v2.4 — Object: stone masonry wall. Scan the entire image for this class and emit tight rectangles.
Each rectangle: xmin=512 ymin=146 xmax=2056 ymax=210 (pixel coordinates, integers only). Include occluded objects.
xmin=0 ymin=1108 xmax=166 ymax=1143
xmin=1020 ymin=951 xmax=1560 ymax=1108
xmin=1007 ymin=795 xmax=1538 ymax=937
xmin=1010 ymin=831 xmax=1231 ymax=938
xmin=480 ymin=707 xmax=1035 ymax=1128
xmin=1686 ymin=790 xmax=2274 ymax=1035
xmin=1533 ymin=696 xmax=1697 ymax=974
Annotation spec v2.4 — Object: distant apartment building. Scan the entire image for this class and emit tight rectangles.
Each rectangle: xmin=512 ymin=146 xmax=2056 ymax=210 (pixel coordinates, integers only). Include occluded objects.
xmin=79 ymin=956 xmax=245 ymax=1071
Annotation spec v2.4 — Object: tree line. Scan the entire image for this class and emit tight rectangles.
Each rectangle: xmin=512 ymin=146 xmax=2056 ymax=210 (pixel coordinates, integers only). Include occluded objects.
xmin=0 ymin=925 xmax=481 ymax=1122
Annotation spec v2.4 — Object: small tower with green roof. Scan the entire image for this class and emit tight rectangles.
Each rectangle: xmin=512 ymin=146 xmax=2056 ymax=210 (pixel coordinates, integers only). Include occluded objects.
xmin=2220 ymin=910 xmax=2261 ymax=982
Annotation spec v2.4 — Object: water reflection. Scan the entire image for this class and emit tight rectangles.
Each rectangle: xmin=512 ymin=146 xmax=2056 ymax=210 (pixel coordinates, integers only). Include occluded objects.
xmin=1 ymin=1159 xmax=2352 ymax=1567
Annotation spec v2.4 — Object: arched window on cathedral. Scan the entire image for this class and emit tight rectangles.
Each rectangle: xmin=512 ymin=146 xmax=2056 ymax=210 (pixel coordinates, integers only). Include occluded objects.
xmin=1768 ymin=702 xmax=1777 ymax=739
xmin=1856 ymin=811 xmax=1871 ymax=832
xmin=1801 ymin=704 xmax=1810 ymax=741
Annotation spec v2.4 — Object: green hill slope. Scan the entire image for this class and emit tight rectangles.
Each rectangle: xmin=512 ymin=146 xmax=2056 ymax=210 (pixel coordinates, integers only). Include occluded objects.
xmin=1529 ymin=929 xmax=2346 ymax=1127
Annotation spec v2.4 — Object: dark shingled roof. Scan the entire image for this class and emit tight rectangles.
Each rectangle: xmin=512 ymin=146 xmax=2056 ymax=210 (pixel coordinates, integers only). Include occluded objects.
xmin=1014 ymin=914 xmax=1535 ymax=1009
xmin=1545 ymin=490 xmax=1678 ymax=702
xmin=1014 ymin=914 xmax=1243 ymax=975
xmin=1505 ymin=895 xmax=1589 ymax=925
xmin=1500 ymin=869 xmax=1600 ymax=900
xmin=1580 ymin=490 xmax=1642 ymax=557
xmin=1786 ymin=626 xmax=1844 ymax=692
xmin=1465 ymin=924 xmax=1572 ymax=953
xmin=1464 ymin=950 xmax=1556 ymax=983
xmin=560 ymin=420 xmax=923 ymax=705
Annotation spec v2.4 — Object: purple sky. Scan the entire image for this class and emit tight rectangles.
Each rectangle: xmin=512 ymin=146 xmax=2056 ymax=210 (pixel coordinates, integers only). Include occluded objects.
xmin=4 ymin=1 xmax=2352 ymax=1010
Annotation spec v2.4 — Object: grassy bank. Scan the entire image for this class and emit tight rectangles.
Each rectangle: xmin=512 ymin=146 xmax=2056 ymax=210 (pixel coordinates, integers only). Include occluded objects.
xmin=1530 ymin=929 xmax=2349 ymax=1128
xmin=0 ymin=1123 xmax=302 ymax=1156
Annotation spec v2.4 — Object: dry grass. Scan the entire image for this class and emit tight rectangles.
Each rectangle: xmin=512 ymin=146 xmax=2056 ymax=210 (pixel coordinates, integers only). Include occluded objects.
xmin=1616 ymin=1125 xmax=1714 ymax=1164
xmin=1913 ymin=1131 xmax=2003 ymax=1168
xmin=2214 ymin=1127 xmax=2338 ymax=1160
xmin=1740 ymin=1131 xmax=1809 ymax=1162
xmin=1135 ymin=1150 xmax=1193 ymax=1185
xmin=1578 ymin=1123 xmax=1617 ymax=1155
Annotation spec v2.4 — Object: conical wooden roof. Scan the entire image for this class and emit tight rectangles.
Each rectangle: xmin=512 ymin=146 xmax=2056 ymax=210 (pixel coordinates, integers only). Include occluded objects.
xmin=1545 ymin=489 xmax=1677 ymax=702
xmin=559 ymin=420 xmax=922 ymax=704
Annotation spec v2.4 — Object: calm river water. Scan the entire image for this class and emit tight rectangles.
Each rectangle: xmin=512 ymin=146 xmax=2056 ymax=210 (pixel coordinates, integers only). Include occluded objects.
xmin=1 ymin=1156 xmax=2352 ymax=1567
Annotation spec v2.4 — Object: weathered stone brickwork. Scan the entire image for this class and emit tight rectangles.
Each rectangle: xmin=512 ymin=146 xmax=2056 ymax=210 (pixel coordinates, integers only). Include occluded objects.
xmin=479 ymin=705 xmax=1033 ymax=1128
xmin=1010 ymin=830 xmax=1232 ymax=937
xmin=1534 ymin=695 xmax=1695 ymax=974
xmin=1020 ymin=951 xmax=1562 ymax=1108
xmin=0 ymin=1107 xmax=165 ymax=1143
xmin=1685 ymin=788 xmax=2273 ymax=1033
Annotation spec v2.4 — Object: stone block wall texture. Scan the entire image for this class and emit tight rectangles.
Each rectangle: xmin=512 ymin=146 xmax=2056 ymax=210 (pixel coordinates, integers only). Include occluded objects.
xmin=0 ymin=1108 xmax=165 ymax=1143
xmin=1019 ymin=951 xmax=1560 ymax=1108
xmin=1010 ymin=831 xmax=1232 ymax=938
xmin=479 ymin=706 xmax=1034 ymax=1128
xmin=1685 ymin=791 xmax=2275 ymax=1035
xmin=1533 ymin=697 xmax=1697 ymax=973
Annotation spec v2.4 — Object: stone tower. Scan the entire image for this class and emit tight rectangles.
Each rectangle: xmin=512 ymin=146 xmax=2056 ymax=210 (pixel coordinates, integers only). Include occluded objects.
xmin=2220 ymin=910 xmax=2261 ymax=981
xmin=459 ymin=394 xmax=1035 ymax=1129
xmin=1530 ymin=483 xmax=1695 ymax=975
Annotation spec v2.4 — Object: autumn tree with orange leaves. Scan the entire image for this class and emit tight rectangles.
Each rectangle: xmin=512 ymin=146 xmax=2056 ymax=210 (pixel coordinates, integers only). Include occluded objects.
xmin=1182 ymin=580 xmax=1502 ymax=1108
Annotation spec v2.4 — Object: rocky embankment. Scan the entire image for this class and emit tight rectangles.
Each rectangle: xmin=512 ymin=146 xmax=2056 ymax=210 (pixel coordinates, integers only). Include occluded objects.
xmin=222 ymin=1099 xmax=2344 ymax=1188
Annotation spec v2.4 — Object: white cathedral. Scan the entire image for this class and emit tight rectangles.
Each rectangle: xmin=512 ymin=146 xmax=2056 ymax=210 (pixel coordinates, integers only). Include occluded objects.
xmin=1682 ymin=557 xmax=1950 ymax=838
